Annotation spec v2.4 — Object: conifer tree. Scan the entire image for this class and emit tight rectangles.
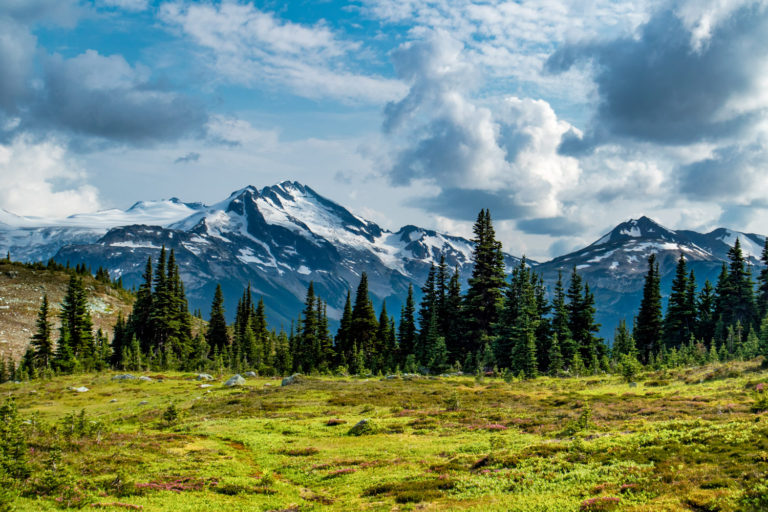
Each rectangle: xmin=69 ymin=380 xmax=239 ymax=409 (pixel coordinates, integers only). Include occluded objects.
xmin=663 ymin=255 xmax=694 ymax=349
xmin=416 ymin=265 xmax=437 ymax=364
xmin=55 ymin=275 xmax=94 ymax=372
xmin=552 ymin=271 xmax=576 ymax=363
xmin=612 ymin=319 xmax=636 ymax=359
xmin=697 ymin=280 xmax=717 ymax=344
xmin=206 ymin=284 xmax=229 ymax=352
xmin=375 ymin=301 xmax=393 ymax=372
xmin=496 ymin=258 xmax=539 ymax=375
xmin=464 ymin=209 xmax=507 ymax=356
xmin=130 ymin=257 xmax=154 ymax=353
xmin=757 ymin=238 xmax=768 ymax=321
xmin=297 ymin=282 xmax=318 ymax=371
xmin=335 ymin=291 xmax=353 ymax=365
xmin=435 ymin=255 xmax=449 ymax=336
xmin=635 ymin=254 xmax=663 ymax=364
xmin=397 ymin=285 xmax=417 ymax=364
xmin=443 ymin=267 xmax=463 ymax=361
xmin=349 ymin=273 xmax=378 ymax=366
xmin=30 ymin=295 xmax=54 ymax=369
xmin=721 ymin=238 xmax=757 ymax=330
xmin=547 ymin=333 xmax=563 ymax=375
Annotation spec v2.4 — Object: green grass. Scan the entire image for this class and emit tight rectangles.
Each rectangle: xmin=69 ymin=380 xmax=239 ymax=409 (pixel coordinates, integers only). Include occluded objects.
xmin=4 ymin=361 xmax=768 ymax=511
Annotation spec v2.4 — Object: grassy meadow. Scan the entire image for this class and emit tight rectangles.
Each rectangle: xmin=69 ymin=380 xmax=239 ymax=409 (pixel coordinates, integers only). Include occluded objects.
xmin=3 ymin=362 xmax=768 ymax=511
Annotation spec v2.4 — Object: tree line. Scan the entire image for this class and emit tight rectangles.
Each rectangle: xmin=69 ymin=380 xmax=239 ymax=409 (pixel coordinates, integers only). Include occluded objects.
xmin=9 ymin=210 xmax=768 ymax=381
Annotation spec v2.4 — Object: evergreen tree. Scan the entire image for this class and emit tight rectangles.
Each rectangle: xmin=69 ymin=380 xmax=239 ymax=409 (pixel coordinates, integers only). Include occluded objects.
xmin=551 ymin=271 xmax=576 ymax=363
xmin=349 ymin=273 xmax=379 ymax=366
xmin=316 ymin=299 xmax=334 ymax=371
xmin=375 ymin=301 xmax=393 ymax=372
xmin=496 ymin=258 xmax=539 ymax=376
xmin=55 ymin=275 xmax=94 ymax=372
xmin=547 ymin=333 xmax=563 ymax=375
xmin=697 ymin=280 xmax=717 ymax=344
xmin=129 ymin=257 xmax=154 ymax=352
xmin=463 ymin=209 xmax=507 ymax=355
xmin=757 ymin=238 xmax=768 ymax=321
xmin=335 ymin=291 xmax=353 ymax=366
xmin=397 ymin=285 xmax=417 ymax=364
xmin=416 ymin=265 xmax=437 ymax=364
xmin=612 ymin=319 xmax=636 ymax=359
xmin=635 ymin=254 xmax=663 ymax=364
xmin=297 ymin=282 xmax=318 ymax=371
xmin=206 ymin=284 xmax=230 ymax=352
xmin=435 ymin=255 xmax=449 ymax=336
xmin=721 ymin=238 xmax=757 ymax=330
xmin=663 ymin=255 xmax=694 ymax=349
xmin=443 ymin=267 xmax=463 ymax=361
xmin=30 ymin=295 xmax=54 ymax=369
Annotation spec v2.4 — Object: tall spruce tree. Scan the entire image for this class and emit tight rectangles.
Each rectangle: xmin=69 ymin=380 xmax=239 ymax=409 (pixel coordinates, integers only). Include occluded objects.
xmin=757 ymin=238 xmax=768 ymax=321
xmin=397 ymin=285 xmax=417 ymax=365
xmin=206 ymin=284 xmax=230 ymax=352
xmin=496 ymin=258 xmax=539 ymax=376
xmin=696 ymin=280 xmax=717 ymax=345
xmin=463 ymin=209 xmax=507 ymax=357
xmin=55 ymin=275 xmax=94 ymax=372
xmin=443 ymin=267 xmax=463 ymax=362
xmin=635 ymin=254 xmax=663 ymax=364
xmin=551 ymin=271 xmax=576 ymax=364
xmin=335 ymin=291 xmax=353 ymax=366
xmin=349 ymin=273 xmax=378 ymax=368
xmin=721 ymin=238 xmax=757 ymax=330
xmin=30 ymin=295 xmax=53 ymax=369
xmin=297 ymin=282 xmax=318 ymax=371
xmin=416 ymin=265 xmax=437 ymax=365
xmin=663 ymin=255 xmax=695 ymax=349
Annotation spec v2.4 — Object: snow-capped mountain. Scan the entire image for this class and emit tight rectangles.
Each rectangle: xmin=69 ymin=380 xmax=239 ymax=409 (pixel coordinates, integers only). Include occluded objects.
xmin=0 ymin=198 xmax=205 ymax=262
xmin=537 ymin=216 xmax=765 ymax=339
xmin=33 ymin=182 xmax=520 ymax=327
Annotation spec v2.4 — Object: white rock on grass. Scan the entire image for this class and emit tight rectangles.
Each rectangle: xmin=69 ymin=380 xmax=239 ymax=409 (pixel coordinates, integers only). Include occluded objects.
xmin=72 ymin=386 xmax=89 ymax=393
xmin=199 ymin=384 xmax=212 ymax=388
xmin=112 ymin=374 xmax=136 ymax=381
xmin=224 ymin=374 xmax=245 ymax=387
xmin=138 ymin=376 xmax=153 ymax=382
xmin=281 ymin=373 xmax=301 ymax=386
xmin=196 ymin=373 xmax=213 ymax=381
xmin=244 ymin=371 xmax=257 ymax=378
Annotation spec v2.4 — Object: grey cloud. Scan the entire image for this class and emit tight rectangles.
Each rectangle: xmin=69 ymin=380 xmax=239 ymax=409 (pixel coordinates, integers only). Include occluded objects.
xmin=408 ymin=188 xmax=531 ymax=221
xmin=678 ymin=144 xmax=765 ymax=200
xmin=27 ymin=51 xmax=208 ymax=144
xmin=0 ymin=18 xmax=35 ymax=113
xmin=516 ymin=216 xmax=587 ymax=236
xmin=546 ymin=4 xmax=768 ymax=147
xmin=174 ymin=152 xmax=200 ymax=164
xmin=0 ymin=0 xmax=81 ymax=26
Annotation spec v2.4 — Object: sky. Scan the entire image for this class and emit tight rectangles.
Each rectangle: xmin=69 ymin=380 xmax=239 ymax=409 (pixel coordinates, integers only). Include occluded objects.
xmin=1 ymin=0 xmax=768 ymax=261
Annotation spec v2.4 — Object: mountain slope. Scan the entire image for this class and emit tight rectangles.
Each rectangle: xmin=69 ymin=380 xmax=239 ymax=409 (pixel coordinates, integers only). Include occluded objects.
xmin=50 ymin=182 xmax=521 ymax=327
xmin=537 ymin=216 xmax=765 ymax=339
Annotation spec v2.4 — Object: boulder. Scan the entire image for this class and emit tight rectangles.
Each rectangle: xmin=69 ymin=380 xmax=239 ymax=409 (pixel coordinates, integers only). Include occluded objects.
xmin=281 ymin=373 xmax=302 ymax=386
xmin=112 ymin=374 xmax=136 ymax=381
xmin=196 ymin=373 xmax=214 ymax=381
xmin=71 ymin=386 xmax=89 ymax=393
xmin=224 ymin=374 xmax=246 ymax=387
xmin=138 ymin=401 xmax=149 ymax=406
xmin=138 ymin=376 xmax=153 ymax=382
xmin=347 ymin=419 xmax=378 ymax=436
xmin=109 ymin=399 xmax=118 ymax=403
xmin=244 ymin=371 xmax=257 ymax=378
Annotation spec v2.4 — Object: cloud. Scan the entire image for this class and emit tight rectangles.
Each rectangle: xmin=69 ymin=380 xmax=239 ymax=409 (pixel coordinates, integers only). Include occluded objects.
xmin=174 ymin=152 xmax=200 ymax=164
xmin=0 ymin=135 xmax=100 ymax=217
xmin=0 ymin=17 xmax=36 ymax=114
xmin=517 ymin=216 xmax=588 ymax=236
xmin=546 ymin=2 xmax=768 ymax=147
xmin=383 ymin=32 xmax=579 ymax=220
xmin=29 ymin=49 xmax=208 ymax=144
xmin=159 ymin=2 xmax=405 ymax=103
xmin=678 ymin=142 xmax=768 ymax=200
xmin=102 ymin=0 xmax=149 ymax=12
xmin=0 ymin=0 xmax=81 ymax=26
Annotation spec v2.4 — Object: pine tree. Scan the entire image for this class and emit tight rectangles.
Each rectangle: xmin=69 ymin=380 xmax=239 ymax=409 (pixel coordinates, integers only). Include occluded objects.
xmin=757 ymin=238 xmax=768 ymax=321
xmin=55 ymin=275 xmax=94 ymax=372
xmin=547 ymin=333 xmax=563 ymax=375
xmin=416 ymin=265 xmax=437 ymax=365
xmin=443 ymin=267 xmax=463 ymax=361
xmin=435 ymin=255 xmax=449 ymax=336
xmin=552 ymin=271 xmax=576 ymax=363
xmin=463 ymin=209 xmax=507 ymax=355
xmin=722 ymin=238 xmax=757 ymax=330
xmin=496 ymin=258 xmax=539 ymax=376
xmin=206 ymin=284 xmax=229 ymax=353
xmin=612 ymin=319 xmax=636 ymax=359
xmin=663 ymin=255 xmax=693 ymax=349
xmin=335 ymin=291 xmax=353 ymax=366
xmin=375 ymin=301 xmax=392 ymax=372
xmin=349 ymin=273 xmax=378 ymax=367
xmin=297 ymin=282 xmax=318 ymax=372
xmin=129 ymin=257 xmax=154 ymax=353
xmin=397 ymin=285 xmax=417 ymax=364
xmin=635 ymin=254 xmax=663 ymax=364
xmin=697 ymin=280 xmax=716 ymax=345
xmin=30 ymin=295 xmax=54 ymax=369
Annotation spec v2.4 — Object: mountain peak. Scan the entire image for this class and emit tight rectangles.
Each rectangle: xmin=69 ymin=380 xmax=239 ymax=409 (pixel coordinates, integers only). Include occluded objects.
xmin=592 ymin=216 xmax=677 ymax=247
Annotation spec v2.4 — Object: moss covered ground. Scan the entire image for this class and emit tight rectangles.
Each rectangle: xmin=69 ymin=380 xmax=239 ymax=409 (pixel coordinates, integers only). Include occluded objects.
xmin=5 ymin=361 xmax=768 ymax=511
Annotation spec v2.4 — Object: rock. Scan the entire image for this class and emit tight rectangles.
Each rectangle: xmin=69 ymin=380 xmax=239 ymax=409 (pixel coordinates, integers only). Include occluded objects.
xmin=199 ymin=384 xmax=212 ymax=388
xmin=71 ymin=386 xmax=89 ymax=393
xmin=281 ymin=373 xmax=302 ymax=386
xmin=196 ymin=373 xmax=213 ymax=381
xmin=385 ymin=375 xmax=399 ymax=380
xmin=629 ymin=382 xmax=638 ymax=388
xmin=138 ymin=376 xmax=153 ymax=382
xmin=109 ymin=399 xmax=118 ymax=403
xmin=224 ymin=374 xmax=245 ymax=387
xmin=347 ymin=419 xmax=378 ymax=436
xmin=112 ymin=374 xmax=137 ymax=381
xmin=138 ymin=401 xmax=149 ymax=406
xmin=244 ymin=371 xmax=257 ymax=378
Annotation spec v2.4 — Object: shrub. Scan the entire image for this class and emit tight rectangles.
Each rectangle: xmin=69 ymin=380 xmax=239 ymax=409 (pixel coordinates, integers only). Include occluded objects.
xmin=443 ymin=392 xmax=461 ymax=411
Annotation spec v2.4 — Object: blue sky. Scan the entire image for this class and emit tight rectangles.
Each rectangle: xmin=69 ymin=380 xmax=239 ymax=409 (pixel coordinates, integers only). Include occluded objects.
xmin=1 ymin=0 xmax=768 ymax=260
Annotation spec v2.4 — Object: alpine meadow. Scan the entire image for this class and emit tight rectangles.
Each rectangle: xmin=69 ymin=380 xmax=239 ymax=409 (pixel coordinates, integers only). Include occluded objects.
xmin=3 ymin=1 xmax=768 ymax=511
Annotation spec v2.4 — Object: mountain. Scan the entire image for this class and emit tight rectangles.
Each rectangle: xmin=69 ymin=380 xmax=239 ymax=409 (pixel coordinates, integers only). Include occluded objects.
xmin=536 ymin=216 xmax=765 ymax=339
xmin=16 ymin=182 xmax=521 ymax=328
xmin=0 ymin=198 xmax=205 ymax=263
